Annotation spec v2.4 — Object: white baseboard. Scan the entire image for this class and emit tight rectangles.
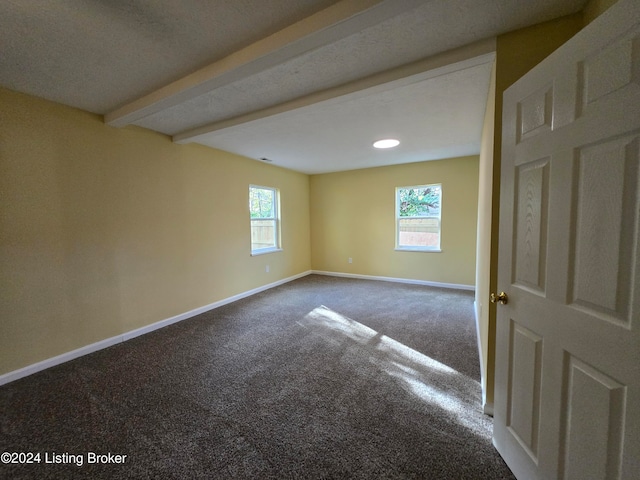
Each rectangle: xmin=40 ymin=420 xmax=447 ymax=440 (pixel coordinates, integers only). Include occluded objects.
xmin=483 ymin=402 xmax=494 ymax=417
xmin=122 ymin=270 xmax=311 ymax=342
xmin=0 ymin=270 xmax=312 ymax=386
xmin=0 ymin=336 xmax=125 ymax=387
xmin=311 ymin=270 xmax=475 ymax=291
xmin=1 ymin=269 xmax=473 ymax=386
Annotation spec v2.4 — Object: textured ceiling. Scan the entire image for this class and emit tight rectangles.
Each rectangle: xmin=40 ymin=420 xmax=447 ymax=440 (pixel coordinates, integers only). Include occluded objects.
xmin=0 ymin=0 xmax=588 ymax=174
xmin=192 ymin=59 xmax=495 ymax=174
xmin=0 ymin=0 xmax=337 ymax=113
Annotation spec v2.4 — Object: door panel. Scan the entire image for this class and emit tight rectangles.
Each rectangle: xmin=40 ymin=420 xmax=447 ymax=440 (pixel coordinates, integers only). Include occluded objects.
xmin=570 ymin=136 xmax=639 ymax=325
xmin=517 ymin=85 xmax=553 ymax=143
xmin=560 ymin=354 xmax=626 ymax=480
xmin=507 ymin=321 xmax=543 ymax=461
xmin=513 ymin=158 xmax=550 ymax=294
xmin=494 ymin=1 xmax=640 ymax=478
xmin=578 ymin=33 xmax=640 ymax=113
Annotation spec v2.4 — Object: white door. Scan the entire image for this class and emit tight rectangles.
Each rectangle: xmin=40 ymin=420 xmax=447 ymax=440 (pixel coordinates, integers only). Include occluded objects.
xmin=493 ymin=1 xmax=640 ymax=479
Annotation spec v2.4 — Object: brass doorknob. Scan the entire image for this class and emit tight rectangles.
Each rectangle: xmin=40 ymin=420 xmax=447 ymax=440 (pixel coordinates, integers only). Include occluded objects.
xmin=490 ymin=292 xmax=508 ymax=305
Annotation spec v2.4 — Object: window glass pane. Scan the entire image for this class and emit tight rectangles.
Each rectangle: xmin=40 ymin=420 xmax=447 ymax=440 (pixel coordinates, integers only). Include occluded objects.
xmin=250 ymin=187 xmax=274 ymax=218
xmin=251 ymin=219 xmax=276 ymax=251
xmin=250 ymin=185 xmax=279 ymax=253
xmin=398 ymin=185 xmax=441 ymax=217
xmin=398 ymin=218 xmax=440 ymax=248
xmin=396 ymin=184 xmax=442 ymax=250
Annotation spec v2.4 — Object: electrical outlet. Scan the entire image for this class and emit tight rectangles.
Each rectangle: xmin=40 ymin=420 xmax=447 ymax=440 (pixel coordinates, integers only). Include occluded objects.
xmin=348 ymin=257 xmax=352 ymax=264
xmin=266 ymin=265 xmax=270 ymax=273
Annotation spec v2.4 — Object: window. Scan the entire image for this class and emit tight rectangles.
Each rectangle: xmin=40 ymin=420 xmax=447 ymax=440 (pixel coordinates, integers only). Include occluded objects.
xmin=396 ymin=184 xmax=442 ymax=251
xmin=249 ymin=185 xmax=280 ymax=255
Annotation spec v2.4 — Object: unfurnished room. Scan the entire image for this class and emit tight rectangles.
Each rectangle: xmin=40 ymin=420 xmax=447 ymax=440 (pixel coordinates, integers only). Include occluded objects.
xmin=1 ymin=1 xmax=638 ymax=479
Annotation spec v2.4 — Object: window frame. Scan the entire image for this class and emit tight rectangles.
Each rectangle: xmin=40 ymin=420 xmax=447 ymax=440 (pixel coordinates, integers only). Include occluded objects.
xmin=395 ymin=183 xmax=442 ymax=253
xmin=249 ymin=185 xmax=282 ymax=256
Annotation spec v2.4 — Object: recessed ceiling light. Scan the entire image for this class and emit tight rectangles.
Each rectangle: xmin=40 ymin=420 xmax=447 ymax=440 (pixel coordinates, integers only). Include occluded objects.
xmin=373 ymin=139 xmax=400 ymax=149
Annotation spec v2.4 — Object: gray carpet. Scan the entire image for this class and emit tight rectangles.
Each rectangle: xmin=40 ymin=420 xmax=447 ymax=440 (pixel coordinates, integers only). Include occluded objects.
xmin=0 ymin=275 xmax=515 ymax=479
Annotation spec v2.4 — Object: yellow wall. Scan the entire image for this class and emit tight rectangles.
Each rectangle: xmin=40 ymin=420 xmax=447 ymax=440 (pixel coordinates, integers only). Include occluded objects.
xmin=310 ymin=157 xmax=479 ymax=286
xmin=0 ymin=87 xmax=311 ymax=375
xmin=1 ymin=86 xmax=479 ymax=377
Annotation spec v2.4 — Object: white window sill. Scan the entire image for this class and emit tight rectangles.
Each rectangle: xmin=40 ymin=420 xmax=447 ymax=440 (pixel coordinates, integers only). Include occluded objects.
xmin=251 ymin=248 xmax=283 ymax=256
xmin=395 ymin=247 xmax=442 ymax=253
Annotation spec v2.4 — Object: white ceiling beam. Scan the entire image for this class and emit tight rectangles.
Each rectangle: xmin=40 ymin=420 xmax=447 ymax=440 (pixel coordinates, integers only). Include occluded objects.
xmin=104 ymin=0 xmax=426 ymax=127
xmin=173 ymin=37 xmax=497 ymax=144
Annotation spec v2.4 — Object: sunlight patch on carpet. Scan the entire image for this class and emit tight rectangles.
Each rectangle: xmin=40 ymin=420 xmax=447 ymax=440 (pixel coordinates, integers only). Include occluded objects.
xmin=301 ymin=305 xmax=488 ymax=436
